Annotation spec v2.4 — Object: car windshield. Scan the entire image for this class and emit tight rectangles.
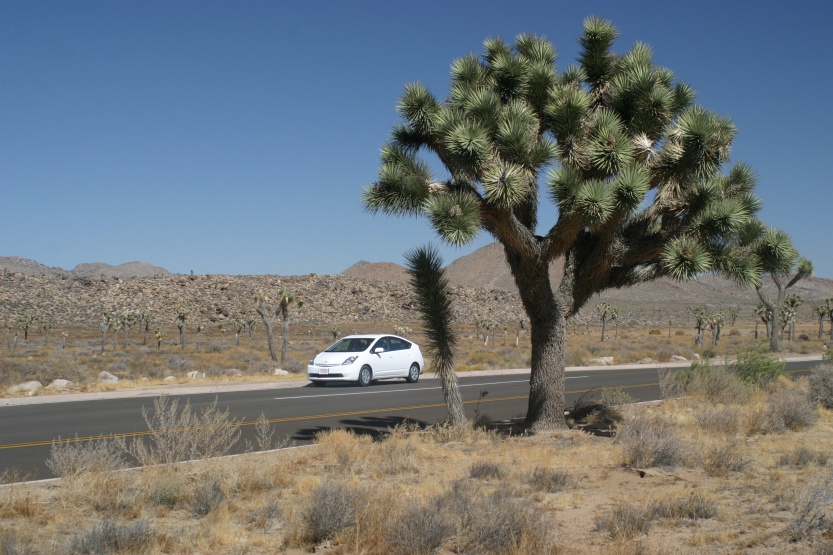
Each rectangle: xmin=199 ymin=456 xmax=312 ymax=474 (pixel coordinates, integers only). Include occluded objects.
xmin=324 ymin=337 xmax=373 ymax=353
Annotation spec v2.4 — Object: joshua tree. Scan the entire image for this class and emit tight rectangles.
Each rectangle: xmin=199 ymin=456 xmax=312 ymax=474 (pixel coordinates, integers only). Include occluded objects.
xmin=41 ymin=317 xmax=55 ymax=346
xmin=405 ymin=245 xmax=466 ymax=426
xmin=232 ymin=316 xmax=246 ymax=347
xmin=596 ymin=302 xmax=618 ymax=342
xmin=120 ymin=311 xmax=137 ymax=347
xmin=693 ymin=306 xmax=709 ymax=347
xmin=393 ymin=325 xmax=412 ymax=338
xmin=136 ymin=310 xmax=152 ymax=345
xmin=154 ymin=327 xmax=164 ymax=351
xmin=364 ymin=19 xmax=775 ymax=429
xmin=816 ymin=299 xmax=832 ymax=341
xmin=708 ymin=310 xmax=726 ymax=347
xmin=752 ymin=227 xmax=812 ymax=351
xmin=254 ymin=291 xmax=280 ymax=362
xmin=755 ymin=303 xmax=773 ymax=340
xmin=254 ymin=290 xmax=301 ymax=364
xmin=195 ymin=322 xmax=206 ymax=351
xmin=727 ymin=304 xmax=740 ymax=327
xmin=780 ymin=293 xmax=802 ymax=342
xmin=276 ymin=290 xmax=302 ymax=366
xmin=20 ymin=310 xmax=36 ymax=342
xmin=175 ymin=307 xmax=188 ymax=349
xmin=100 ymin=310 xmax=114 ymax=353
xmin=329 ymin=325 xmax=341 ymax=341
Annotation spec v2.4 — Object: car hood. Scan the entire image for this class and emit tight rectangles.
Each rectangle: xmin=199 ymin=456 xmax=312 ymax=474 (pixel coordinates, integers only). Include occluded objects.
xmin=314 ymin=352 xmax=361 ymax=366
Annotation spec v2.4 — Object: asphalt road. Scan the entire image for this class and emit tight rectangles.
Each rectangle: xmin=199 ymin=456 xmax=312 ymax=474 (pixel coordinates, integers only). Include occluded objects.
xmin=0 ymin=359 xmax=821 ymax=481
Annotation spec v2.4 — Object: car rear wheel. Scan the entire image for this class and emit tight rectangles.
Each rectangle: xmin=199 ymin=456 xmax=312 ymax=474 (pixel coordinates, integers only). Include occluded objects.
xmin=405 ymin=363 xmax=420 ymax=383
xmin=357 ymin=366 xmax=372 ymax=387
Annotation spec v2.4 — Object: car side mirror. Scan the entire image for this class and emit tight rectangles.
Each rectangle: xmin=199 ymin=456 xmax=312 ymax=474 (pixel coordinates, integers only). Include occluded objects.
xmin=373 ymin=347 xmax=385 ymax=354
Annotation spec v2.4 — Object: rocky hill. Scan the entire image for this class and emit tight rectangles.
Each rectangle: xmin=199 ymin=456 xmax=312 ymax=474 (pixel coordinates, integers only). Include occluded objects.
xmin=0 ymin=257 xmax=171 ymax=279
xmin=2 ymin=249 xmax=831 ymax=333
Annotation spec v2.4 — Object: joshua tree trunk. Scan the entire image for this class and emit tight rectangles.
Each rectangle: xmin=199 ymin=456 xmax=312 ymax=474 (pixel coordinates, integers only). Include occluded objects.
xmin=506 ymin=248 xmax=568 ymax=431
xmin=280 ymin=318 xmax=290 ymax=366
xmin=263 ymin=320 xmax=277 ymax=362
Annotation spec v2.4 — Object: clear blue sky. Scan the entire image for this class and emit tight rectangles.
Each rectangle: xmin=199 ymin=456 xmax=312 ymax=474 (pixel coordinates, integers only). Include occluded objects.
xmin=2 ymin=1 xmax=831 ymax=278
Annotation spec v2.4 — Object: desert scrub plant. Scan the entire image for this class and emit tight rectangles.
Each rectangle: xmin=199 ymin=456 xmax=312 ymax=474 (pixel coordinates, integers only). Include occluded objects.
xmin=694 ymin=405 xmax=743 ymax=435
xmin=125 ymin=396 xmax=241 ymax=465
xmin=469 ymin=460 xmax=509 ymax=480
xmin=458 ymin=489 xmax=555 ymax=555
xmin=668 ymin=361 xmax=752 ymax=404
xmin=593 ymin=503 xmax=654 ymax=539
xmin=296 ymin=480 xmax=360 ymax=545
xmin=526 ymin=466 xmax=573 ymax=493
xmin=778 ymin=446 xmax=829 ymax=467
xmin=785 ymin=469 xmax=833 ymax=542
xmin=809 ymin=363 xmax=833 ymax=409
xmin=702 ymin=439 xmax=749 ymax=476
xmin=729 ymin=342 xmax=784 ymax=385
xmin=384 ymin=498 xmax=455 ymax=555
xmin=46 ymin=436 xmax=128 ymax=477
xmin=616 ymin=412 xmax=686 ymax=468
xmin=32 ymin=347 xmax=91 ymax=384
xmin=652 ymin=492 xmax=717 ymax=521
xmin=67 ymin=519 xmax=156 ymax=554
xmin=768 ymin=381 xmax=819 ymax=432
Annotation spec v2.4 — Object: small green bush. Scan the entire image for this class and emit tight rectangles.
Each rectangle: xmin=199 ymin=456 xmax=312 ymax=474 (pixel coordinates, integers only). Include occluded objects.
xmin=729 ymin=343 xmax=784 ymax=385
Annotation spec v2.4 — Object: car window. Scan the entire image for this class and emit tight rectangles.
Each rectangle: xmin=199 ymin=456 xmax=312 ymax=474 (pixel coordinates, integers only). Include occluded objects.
xmin=388 ymin=337 xmax=411 ymax=351
xmin=373 ymin=337 xmax=389 ymax=352
xmin=325 ymin=338 xmax=371 ymax=353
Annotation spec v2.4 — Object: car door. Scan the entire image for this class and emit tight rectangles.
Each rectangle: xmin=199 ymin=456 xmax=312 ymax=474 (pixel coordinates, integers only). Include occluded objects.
xmin=386 ymin=336 xmax=412 ymax=376
xmin=370 ymin=336 xmax=397 ymax=377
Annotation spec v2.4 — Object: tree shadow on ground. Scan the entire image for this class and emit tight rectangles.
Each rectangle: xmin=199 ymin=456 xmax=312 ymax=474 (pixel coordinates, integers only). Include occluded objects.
xmin=292 ymin=415 xmax=429 ymax=443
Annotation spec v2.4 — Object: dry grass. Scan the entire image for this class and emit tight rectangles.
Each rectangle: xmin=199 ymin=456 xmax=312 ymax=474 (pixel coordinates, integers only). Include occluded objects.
xmin=2 ymin=386 xmax=832 ymax=553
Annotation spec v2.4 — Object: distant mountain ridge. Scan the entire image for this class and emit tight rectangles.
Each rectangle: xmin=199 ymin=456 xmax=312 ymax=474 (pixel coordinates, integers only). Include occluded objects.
xmin=0 ymin=257 xmax=171 ymax=278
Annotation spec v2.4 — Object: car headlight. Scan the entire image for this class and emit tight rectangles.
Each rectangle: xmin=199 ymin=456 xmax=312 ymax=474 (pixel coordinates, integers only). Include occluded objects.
xmin=342 ymin=356 xmax=358 ymax=365
xmin=309 ymin=358 xmax=315 ymax=365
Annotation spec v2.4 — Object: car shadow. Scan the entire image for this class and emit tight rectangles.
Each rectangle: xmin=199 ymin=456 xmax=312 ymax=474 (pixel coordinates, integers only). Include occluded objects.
xmin=292 ymin=415 xmax=429 ymax=443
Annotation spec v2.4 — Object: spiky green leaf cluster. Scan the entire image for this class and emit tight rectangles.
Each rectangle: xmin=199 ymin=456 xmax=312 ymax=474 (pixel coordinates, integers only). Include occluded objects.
xmin=365 ymin=17 xmax=793 ymax=311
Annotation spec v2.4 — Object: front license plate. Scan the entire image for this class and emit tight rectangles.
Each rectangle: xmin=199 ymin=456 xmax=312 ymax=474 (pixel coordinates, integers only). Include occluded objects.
xmin=319 ymin=368 xmax=329 ymax=375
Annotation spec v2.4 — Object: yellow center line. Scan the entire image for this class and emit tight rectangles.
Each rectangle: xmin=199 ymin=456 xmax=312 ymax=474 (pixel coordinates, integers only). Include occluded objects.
xmin=0 ymin=381 xmax=659 ymax=451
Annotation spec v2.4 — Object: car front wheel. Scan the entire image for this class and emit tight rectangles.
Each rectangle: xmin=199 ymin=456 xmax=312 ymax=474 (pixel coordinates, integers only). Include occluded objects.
xmin=357 ymin=366 xmax=372 ymax=387
xmin=405 ymin=363 xmax=420 ymax=383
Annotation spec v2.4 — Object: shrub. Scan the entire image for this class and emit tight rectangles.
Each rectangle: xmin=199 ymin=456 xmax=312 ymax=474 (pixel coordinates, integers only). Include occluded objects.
xmin=616 ymin=413 xmax=686 ymax=468
xmin=460 ymin=489 xmax=554 ymax=555
xmin=385 ymin=500 xmax=454 ymax=555
xmin=785 ymin=470 xmax=833 ymax=542
xmin=189 ymin=479 xmax=225 ymax=516
xmin=300 ymin=480 xmax=359 ymax=544
xmin=769 ymin=385 xmax=819 ymax=432
xmin=729 ymin=343 xmax=784 ymax=385
xmin=648 ymin=329 xmax=662 ymax=335
xmin=126 ymin=396 xmax=241 ymax=465
xmin=33 ymin=348 xmax=91 ymax=384
xmin=46 ymin=437 xmax=128 ymax=478
xmin=703 ymin=439 xmax=748 ymax=476
xmin=667 ymin=361 xmax=752 ymax=404
xmin=778 ymin=447 xmax=829 ymax=467
xmin=469 ymin=461 xmax=508 ymax=480
xmin=527 ymin=467 xmax=572 ymax=493
xmin=695 ymin=405 xmax=743 ymax=435
xmin=68 ymin=520 xmax=154 ymax=554
xmin=652 ymin=492 xmax=717 ymax=520
xmin=594 ymin=503 xmax=654 ymax=539
xmin=809 ymin=364 xmax=833 ymax=409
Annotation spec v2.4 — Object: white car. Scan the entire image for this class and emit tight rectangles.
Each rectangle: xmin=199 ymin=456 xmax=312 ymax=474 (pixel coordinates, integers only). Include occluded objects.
xmin=307 ymin=334 xmax=424 ymax=387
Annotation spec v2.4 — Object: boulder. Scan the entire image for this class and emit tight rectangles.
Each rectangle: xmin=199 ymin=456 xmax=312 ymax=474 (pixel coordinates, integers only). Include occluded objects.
xmin=671 ymin=355 xmax=688 ymax=362
xmin=47 ymin=379 xmax=72 ymax=390
xmin=9 ymin=381 xmax=43 ymax=396
xmin=164 ymin=376 xmax=177 ymax=382
xmin=98 ymin=371 xmax=120 ymax=384
xmin=187 ymin=371 xmax=205 ymax=379
xmin=588 ymin=356 xmax=614 ymax=366
xmin=224 ymin=369 xmax=245 ymax=377
xmin=273 ymin=368 xmax=289 ymax=376
xmin=638 ymin=358 xmax=654 ymax=364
